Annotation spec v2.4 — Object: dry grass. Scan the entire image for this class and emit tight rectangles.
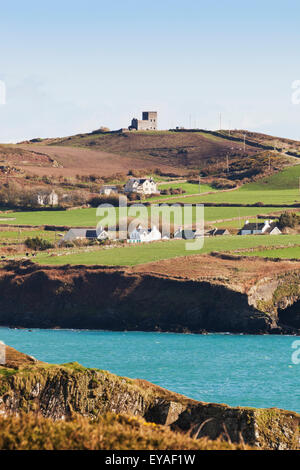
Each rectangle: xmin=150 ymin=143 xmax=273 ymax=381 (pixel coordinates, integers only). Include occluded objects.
xmin=0 ymin=412 xmax=252 ymax=450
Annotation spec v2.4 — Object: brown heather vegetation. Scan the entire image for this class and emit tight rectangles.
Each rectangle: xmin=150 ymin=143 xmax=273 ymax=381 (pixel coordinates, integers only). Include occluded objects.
xmin=14 ymin=131 xmax=263 ymax=179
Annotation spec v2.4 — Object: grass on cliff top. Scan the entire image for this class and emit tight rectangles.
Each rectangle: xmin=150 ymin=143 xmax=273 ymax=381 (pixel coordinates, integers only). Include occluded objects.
xmin=0 ymin=412 xmax=251 ymax=450
xmin=33 ymin=234 xmax=300 ymax=266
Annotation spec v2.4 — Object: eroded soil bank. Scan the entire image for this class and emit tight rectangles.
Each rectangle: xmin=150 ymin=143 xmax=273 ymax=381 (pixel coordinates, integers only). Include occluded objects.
xmin=0 ymin=255 xmax=300 ymax=334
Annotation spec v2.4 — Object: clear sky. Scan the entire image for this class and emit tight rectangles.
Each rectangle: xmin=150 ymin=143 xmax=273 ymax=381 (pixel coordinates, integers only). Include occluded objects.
xmin=0 ymin=0 xmax=300 ymax=142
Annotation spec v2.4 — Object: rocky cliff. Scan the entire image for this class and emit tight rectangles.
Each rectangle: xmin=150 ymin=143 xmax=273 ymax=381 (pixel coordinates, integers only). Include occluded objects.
xmin=0 ymin=345 xmax=299 ymax=450
xmin=0 ymin=255 xmax=300 ymax=334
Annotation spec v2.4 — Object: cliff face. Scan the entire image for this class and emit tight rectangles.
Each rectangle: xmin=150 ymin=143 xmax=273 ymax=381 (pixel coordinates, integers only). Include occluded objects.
xmin=0 ymin=346 xmax=299 ymax=450
xmin=0 ymin=257 xmax=300 ymax=334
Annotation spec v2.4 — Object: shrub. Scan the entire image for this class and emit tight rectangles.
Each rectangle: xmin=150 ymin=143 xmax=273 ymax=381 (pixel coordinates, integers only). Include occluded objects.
xmin=278 ymin=212 xmax=300 ymax=229
xmin=89 ymin=194 xmax=122 ymax=207
xmin=127 ymin=193 xmax=142 ymax=201
xmin=24 ymin=237 xmax=54 ymax=251
xmin=211 ymin=179 xmax=237 ymax=190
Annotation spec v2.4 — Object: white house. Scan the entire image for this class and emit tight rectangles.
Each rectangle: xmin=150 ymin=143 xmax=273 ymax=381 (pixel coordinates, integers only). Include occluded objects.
xmin=128 ymin=225 xmax=162 ymax=243
xmin=239 ymin=220 xmax=281 ymax=235
xmin=100 ymin=185 xmax=118 ymax=196
xmin=61 ymin=226 xmax=109 ymax=243
xmin=37 ymin=190 xmax=59 ymax=207
xmin=124 ymin=178 xmax=158 ymax=195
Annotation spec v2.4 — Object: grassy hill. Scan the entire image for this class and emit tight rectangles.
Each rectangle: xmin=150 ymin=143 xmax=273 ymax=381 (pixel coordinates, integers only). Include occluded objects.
xmin=165 ymin=164 xmax=300 ymax=205
xmin=242 ymin=163 xmax=300 ymax=190
xmin=15 ymin=130 xmax=268 ymax=178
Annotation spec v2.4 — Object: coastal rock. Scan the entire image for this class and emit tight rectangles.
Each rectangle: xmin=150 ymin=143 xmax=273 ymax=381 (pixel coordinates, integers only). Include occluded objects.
xmin=0 ymin=346 xmax=299 ymax=450
xmin=0 ymin=256 xmax=300 ymax=334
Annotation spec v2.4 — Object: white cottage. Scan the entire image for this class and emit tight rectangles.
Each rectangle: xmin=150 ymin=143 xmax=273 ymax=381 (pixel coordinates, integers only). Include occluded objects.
xmin=124 ymin=178 xmax=158 ymax=195
xmin=128 ymin=225 xmax=162 ymax=243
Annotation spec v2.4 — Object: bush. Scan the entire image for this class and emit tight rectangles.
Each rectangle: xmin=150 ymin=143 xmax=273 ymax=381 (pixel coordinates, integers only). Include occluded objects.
xmin=24 ymin=237 xmax=54 ymax=251
xmin=211 ymin=179 xmax=237 ymax=190
xmin=89 ymin=194 xmax=122 ymax=207
xmin=278 ymin=212 xmax=300 ymax=229
xmin=127 ymin=193 xmax=142 ymax=201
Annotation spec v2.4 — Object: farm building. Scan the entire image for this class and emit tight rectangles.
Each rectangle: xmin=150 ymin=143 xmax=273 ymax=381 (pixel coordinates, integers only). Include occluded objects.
xmin=100 ymin=185 xmax=118 ymax=196
xmin=174 ymin=228 xmax=203 ymax=239
xmin=128 ymin=225 xmax=161 ymax=243
xmin=207 ymin=228 xmax=230 ymax=236
xmin=124 ymin=177 xmax=158 ymax=195
xmin=239 ymin=220 xmax=281 ymax=235
xmin=61 ymin=226 xmax=109 ymax=243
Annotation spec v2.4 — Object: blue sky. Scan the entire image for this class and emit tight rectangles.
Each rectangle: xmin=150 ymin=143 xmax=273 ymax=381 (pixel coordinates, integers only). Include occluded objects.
xmin=0 ymin=0 xmax=300 ymax=142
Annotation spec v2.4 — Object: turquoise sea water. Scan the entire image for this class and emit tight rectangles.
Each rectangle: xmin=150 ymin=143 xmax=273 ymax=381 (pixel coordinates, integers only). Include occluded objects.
xmin=0 ymin=328 xmax=299 ymax=413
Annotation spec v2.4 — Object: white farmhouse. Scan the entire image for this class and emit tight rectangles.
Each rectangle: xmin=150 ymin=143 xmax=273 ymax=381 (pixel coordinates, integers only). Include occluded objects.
xmin=128 ymin=225 xmax=162 ymax=243
xmin=124 ymin=178 xmax=158 ymax=195
xmin=239 ymin=220 xmax=281 ymax=235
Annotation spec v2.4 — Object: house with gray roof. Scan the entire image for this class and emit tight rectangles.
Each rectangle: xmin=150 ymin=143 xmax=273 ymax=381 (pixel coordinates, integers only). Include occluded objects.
xmin=207 ymin=228 xmax=230 ymax=236
xmin=61 ymin=226 xmax=109 ymax=243
xmin=239 ymin=220 xmax=281 ymax=235
xmin=174 ymin=227 xmax=203 ymax=240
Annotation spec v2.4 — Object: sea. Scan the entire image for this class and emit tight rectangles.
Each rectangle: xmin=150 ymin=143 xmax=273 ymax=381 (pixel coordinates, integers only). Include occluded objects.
xmin=0 ymin=328 xmax=299 ymax=413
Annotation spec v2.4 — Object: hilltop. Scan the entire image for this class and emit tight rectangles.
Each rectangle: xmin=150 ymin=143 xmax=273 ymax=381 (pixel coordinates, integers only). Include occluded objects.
xmin=4 ymin=129 xmax=292 ymax=180
xmin=0 ymin=344 xmax=299 ymax=450
xmin=228 ymin=129 xmax=300 ymax=156
xmin=0 ymin=128 xmax=297 ymax=215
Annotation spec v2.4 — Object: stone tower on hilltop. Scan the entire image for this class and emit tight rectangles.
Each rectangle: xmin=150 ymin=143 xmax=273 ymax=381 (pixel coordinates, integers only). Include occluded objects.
xmin=130 ymin=111 xmax=157 ymax=131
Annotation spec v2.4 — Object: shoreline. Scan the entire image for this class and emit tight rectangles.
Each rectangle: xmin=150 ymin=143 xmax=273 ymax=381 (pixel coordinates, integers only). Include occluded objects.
xmin=1 ymin=325 xmax=299 ymax=336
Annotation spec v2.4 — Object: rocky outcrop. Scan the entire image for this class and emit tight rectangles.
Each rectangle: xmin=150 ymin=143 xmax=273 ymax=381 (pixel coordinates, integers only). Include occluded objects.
xmin=0 ymin=258 xmax=300 ymax=334
xmin=0 ymin=346 xmax=299 ymax=450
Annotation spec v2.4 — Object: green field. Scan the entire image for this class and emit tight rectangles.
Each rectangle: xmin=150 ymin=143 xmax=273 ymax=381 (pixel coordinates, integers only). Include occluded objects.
xmin=0 ymin=206 xmax=291 ymax=228
xmin=169 ymin=189 xmax=300 ymax=205
xmin=165 ymin=165 xmax=300 ymax=205
xmin=149 ymin=182 xmax=216 ymax=201
xmin=244 ymin=164 xmax=300 ymax=190
xmin=242 ymin=246 xmax=300 ymax=259
xmin=0 ymin=229 xmax=59 ymax=241
xmin=32 ymin=234 xmax=300 ymax=266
